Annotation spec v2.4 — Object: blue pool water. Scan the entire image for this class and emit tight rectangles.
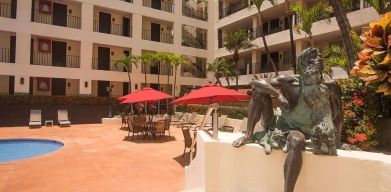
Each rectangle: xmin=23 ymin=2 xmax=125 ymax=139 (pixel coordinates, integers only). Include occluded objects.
xmin=0 ymin=139 xmax=63 ymax=163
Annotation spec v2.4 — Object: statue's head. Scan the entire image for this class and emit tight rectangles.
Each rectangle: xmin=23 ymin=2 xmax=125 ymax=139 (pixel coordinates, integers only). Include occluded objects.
xmin=298 ymin=48 xmax=323 ymax=85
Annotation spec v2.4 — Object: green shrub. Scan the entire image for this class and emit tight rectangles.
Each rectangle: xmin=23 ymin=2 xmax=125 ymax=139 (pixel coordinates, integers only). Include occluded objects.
xmin=176 ymin=105 xmax=248 ymax=119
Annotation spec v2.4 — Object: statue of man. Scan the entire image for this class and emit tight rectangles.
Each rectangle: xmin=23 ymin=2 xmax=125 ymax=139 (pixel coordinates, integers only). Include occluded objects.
xmin=233 ymin=48 xmax=342 ymax=192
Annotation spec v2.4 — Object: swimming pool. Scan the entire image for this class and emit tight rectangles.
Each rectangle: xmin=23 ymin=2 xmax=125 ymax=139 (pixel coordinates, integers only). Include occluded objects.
xmin=0 ymin=139 xmax=63 ymax=163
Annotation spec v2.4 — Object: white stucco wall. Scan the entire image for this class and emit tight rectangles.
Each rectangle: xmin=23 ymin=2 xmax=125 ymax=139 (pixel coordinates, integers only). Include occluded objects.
xmin=186 ymin=131 xmax=391 ymax=192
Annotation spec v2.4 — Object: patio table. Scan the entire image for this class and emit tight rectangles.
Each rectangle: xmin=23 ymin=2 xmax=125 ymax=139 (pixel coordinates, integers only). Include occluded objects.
xmin=143 ymin=121 xmax=157 ymax=139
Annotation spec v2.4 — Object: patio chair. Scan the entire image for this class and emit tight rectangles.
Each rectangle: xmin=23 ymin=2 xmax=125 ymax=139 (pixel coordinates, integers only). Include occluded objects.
xmin=154 ymin=121 xmax=166 ymax=137
xmin=29 ymin=109 xmax=42 ymax=128
xmin=57 ymin=109 xmax=71 ymax=127
xmin=128 ymin=115 xmax=147 ymax=140
xmin=181 ymin=127 xmax=196 ymax=158
xmin=163 ymin=117 xmax=172 ymax=136
xmin=121 ymin=114 xmax=128 ymax=128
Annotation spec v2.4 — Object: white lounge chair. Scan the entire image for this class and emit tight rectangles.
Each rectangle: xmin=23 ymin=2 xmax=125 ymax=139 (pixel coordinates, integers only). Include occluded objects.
xmin=57 ymin=109 xmax=71 ymax=127
xmin=29 ymin=110 xmax=42 ymax=128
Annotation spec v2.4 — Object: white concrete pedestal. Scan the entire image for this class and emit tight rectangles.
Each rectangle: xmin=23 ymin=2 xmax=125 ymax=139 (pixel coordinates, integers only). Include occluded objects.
xmin=185 ymin=131 xmax=391 ymax=192
xmin=101 ymin=117 xmax=121 ymax=125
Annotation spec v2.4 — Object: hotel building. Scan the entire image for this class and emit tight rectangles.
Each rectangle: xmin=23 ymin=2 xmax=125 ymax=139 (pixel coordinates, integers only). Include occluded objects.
xmin=0 ymin=0 xmax=381 ymax=96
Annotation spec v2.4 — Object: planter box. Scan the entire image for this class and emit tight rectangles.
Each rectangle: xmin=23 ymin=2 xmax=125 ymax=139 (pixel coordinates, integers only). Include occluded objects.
xmin=185 ymin=131 xmax=391 ymax=192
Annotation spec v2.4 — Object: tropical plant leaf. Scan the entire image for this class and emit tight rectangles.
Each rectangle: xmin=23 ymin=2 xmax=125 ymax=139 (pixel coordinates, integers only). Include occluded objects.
xmin=379 ymin=52 xmax=391 ymax=65
xmin=372 ymin=51 xmax=387 ymax=63
xmin=376 ymin=82 xmax=391 ymax=94
xmin=359 ymin=65 xmax=377 ymax=75
xmin=365 ymin=36 xmax=384 ymax=49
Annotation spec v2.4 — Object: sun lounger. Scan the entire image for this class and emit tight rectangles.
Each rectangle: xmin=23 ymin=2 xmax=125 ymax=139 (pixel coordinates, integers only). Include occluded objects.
xmin=57 ymin=109 xmax=71 ymax=127
xmin=237 ymin=117 xmax=248 ymax=133
xmin=29 ymin=110 xmax=42 ymax=128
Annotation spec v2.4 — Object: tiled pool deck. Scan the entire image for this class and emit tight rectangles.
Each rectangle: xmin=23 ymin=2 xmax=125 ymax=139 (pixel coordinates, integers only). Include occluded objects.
xmin=0 ymin=124 xmax=188 ymax=191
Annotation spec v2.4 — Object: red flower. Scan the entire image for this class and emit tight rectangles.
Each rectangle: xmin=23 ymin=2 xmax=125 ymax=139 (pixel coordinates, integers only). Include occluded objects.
xmin=355 ymin=133 xmax=368 ymax=142
xmin=353 ymin=98 xmax=364 ymax=106
xmin=348 ymin=137 xmax=357 ymax=144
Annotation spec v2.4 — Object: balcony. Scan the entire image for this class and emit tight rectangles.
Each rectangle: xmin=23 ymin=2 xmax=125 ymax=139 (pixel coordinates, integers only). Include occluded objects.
xmin=255 ymin=58 xmax=292 ymax=73
xmin=182 ymin=25 xmax=207 ymax=49
xmin=181 ymin=56 xmax=207 ymax=78
xmin=92 ymin=58 xmax=125 ymax=72
xmin=182 ymin=5 xmax=207 ymax=21
xmin=142 ymin=29 xmax=173 ymax=44
xmin=119 ymin=0 xmax=133 ymax=3
xmin=141 ymin=62 xmax=172 ymax=75
xmin=32 ymin=53 xmax=80 ymax=68
xmin=0 ymin=2 xmax=15 ymax=19
xmin=219 ymin=1 xmax=248 ymax=19
xmin=31 ymin=9 xmax=81 ymax=29
xmin=93 ymin=20 xmax=132 ymax=37
xmin=143 ymin=0 xmax=174 ymax=13
xmin=0 ymin=48 xmax=14 ymax=63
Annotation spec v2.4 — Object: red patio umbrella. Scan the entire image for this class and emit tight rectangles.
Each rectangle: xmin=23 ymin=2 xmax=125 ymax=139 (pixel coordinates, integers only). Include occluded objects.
xmin=170 ymin=84 xmax=250 ymax=105
xmin=121 ymin=87 xmax=172 ymax=104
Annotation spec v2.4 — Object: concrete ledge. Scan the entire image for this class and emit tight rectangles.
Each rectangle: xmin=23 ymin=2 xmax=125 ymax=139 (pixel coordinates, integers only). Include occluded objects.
xmin=185 ymin=131 xmax=391 ymax=192
xmin=101 ymin=117 xmax=121 ymax=125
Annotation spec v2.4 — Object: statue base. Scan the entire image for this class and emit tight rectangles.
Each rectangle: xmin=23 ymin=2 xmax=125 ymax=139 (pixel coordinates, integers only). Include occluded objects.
xmin=185 ymin=131 xmax=391 ymax=192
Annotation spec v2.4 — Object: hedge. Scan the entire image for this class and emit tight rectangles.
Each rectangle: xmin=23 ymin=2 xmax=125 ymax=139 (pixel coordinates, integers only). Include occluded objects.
xmin=176 ymin=105 xmax=248 ymax=119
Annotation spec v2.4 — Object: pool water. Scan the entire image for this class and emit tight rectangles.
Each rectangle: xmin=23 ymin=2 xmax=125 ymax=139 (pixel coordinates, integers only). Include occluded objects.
xmin=0 ymin=139 xmax=63 ymax=163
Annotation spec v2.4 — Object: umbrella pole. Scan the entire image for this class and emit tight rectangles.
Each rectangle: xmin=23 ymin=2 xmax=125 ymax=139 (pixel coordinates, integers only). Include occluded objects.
xmin=211 ymin=103 xmax=219 ymax=139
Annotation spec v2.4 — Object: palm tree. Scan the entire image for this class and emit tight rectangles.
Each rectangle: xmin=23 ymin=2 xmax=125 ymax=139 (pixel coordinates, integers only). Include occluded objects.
xmin=284 ymin=0 xmax=297 ymax=74
xmin=249 ymin=0 xmax=279 ymax=76
xmin=290 ymin=1 xmax=332 ymax=47
xmin=155 ymin=51 xmax=174 ymax=90
xmin=114 ymin=55 xmax=139 ymax=93
xmin=207 ymin=58 xmax=226 ymax=86
xmin=139 ymin=52 xmax=156 ymax=86
xmin=365 ymin=0 xmax=390 ymax=14
xmin=329 ymin=0 xmax=356 ymax=71
xmin=207 ymin=58 xmax=236 ymax=86
xmin=224 ymin=29 xmax=254 ymax=90
xmin=171 ymin=54 xmax=189 ymax=99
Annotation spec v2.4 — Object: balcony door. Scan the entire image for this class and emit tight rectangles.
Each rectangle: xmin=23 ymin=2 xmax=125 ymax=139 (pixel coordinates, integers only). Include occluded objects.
xmin=98 ymin=81 xmax=109 ymax=97
xmin=98 ymin=47 xmax=110 ymax=70
xmin=123 ymin=82 xmax=129 ymax=95
xmin=151 ymin=23 xmax=161 ymax=42
xmin=99 ymin=12 xmax=111 ymax=34
xmin=8 ymin=76 xmax=14 ymax=95
xmin=52 ymin=41 xmax=67 ymax=67
xmin=151 ymin=0 xmax=161 ymax=10
xmin=51 ymin=78 xmax=66 ymax=96
xmin=10 ymin=36 xmax=15 ymax=63
xmin=53 ymin=3 xmax=67 ymax=27
xmin=122 ymin=17 xmax=130 ymax=37
xmin=11 ymin=0 xmax=17 ymax=19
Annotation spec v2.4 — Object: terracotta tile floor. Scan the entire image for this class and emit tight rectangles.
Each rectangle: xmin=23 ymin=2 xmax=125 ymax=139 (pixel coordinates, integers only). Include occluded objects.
xmin=0 ymin=124 xmax=189 ymax=192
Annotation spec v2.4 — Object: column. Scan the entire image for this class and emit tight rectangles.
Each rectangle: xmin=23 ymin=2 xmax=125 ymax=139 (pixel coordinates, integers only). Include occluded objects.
xmin=79 ymin=79 xmax=92 ymax=95
xmin=174 ymin=0 xmax=182 ymax=15
xmin=17 ymin=0 xmax=32 ymax=22
xmin=174 ymin=22 xmax=182 ymax=46
xmin=80 ymin=41 xmax=93 ymax=70
xmin=252 ymin=50 xmax=260 ymax=74
xmin=252 ymin=15 xmax=259 ymax=39
xmin=14 ymin=32 xmax=31 ymax=94
xmin=132 ymin=14 xmax=142 ymax=40
xmin=14 ymin=76 xmax=30 ymax=94
xmin=81 ymin=2 xmax=94 ymax=32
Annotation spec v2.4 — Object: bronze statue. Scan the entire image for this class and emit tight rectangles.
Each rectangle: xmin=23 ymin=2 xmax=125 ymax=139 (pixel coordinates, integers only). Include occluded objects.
xmin=233 ymin=48 xmax=343 ymax=192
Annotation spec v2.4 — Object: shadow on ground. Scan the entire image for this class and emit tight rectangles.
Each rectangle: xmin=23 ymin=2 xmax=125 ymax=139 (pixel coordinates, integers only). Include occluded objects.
xmin=173 ymin=153 xmax=191 ymax=167
xmin=123 ymin=135 xmax=176 ymax=143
